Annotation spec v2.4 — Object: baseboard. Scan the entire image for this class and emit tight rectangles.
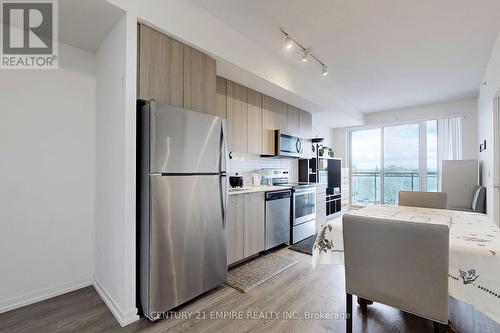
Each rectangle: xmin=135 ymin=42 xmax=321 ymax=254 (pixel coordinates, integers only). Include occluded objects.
xmin=93 ymin=277 xmax=139 ymax=327
xmin=0 ymin=277 xmax=93 ymax=313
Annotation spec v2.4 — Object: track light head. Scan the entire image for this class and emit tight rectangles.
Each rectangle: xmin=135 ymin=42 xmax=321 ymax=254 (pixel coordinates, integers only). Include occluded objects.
xmin=302 ymin=49 xmax=310 ymax=62
xmin=322 ymin=66 xmax=328 ymax=76
xmin=285 ymin=36 xmax=293 ymax=50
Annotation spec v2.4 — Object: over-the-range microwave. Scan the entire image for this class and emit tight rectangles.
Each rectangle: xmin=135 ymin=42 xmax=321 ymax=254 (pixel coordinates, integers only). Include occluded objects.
xmin=273 ymin=130 xmax=303 ymax=158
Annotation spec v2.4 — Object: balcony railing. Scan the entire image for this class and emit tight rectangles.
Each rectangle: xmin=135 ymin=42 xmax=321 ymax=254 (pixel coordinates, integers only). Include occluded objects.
xmin=351 ymin=171 xmax=438 ymax=205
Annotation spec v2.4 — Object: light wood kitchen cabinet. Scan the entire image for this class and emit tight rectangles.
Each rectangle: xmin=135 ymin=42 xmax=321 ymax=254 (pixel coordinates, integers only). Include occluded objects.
xmin=261 ymin=95 xmax=276 ymax=155
xmin=247 ymin=89 xmax=262 ymax=154
xmin=243 ymin=192 xmax=265 ymax=257
xmin=183 ymin=46 xmax=216 ymax=115
xmin=138 ymin=24 xmax=183 ymax=107
xmin=215 ymin=76 xmax=227 ymax=118
xmin=287 ymin=105 xmax=299 ymax=134
xmin=227 ymin=80 xmax=248 ymax=152
xmin=274 ymin=99 xmax=288 ymax=131
xmin=299 ymin=109 xmax=313 ymax=138
xmin=227 ymin=192 xmax=266 ymax=265
xmin=228 ymin=194 xmax=244 ymax=265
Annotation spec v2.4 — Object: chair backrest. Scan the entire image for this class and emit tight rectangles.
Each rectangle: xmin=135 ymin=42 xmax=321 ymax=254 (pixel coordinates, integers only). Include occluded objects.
xmin=343 ymin=213 xmax=449 ymax=324
xmin=471 ymin=186 xmax=486 ymax=213
xmin=398 ymin=191 xmax=447 ymax=209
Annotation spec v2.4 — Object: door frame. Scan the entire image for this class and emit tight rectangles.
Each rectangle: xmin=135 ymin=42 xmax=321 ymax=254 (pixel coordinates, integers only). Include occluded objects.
xmin=493 ymin=91 xmax=500 ymax=226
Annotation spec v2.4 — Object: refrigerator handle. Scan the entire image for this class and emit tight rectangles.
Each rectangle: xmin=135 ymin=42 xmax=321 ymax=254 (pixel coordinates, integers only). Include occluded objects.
xmin=220 ymin=174 xmax=228 ymax=229
xmin=220 ymin=120 xmax=229 ymax=229
xmin=220 ymin=120 xmax=228 ymax=173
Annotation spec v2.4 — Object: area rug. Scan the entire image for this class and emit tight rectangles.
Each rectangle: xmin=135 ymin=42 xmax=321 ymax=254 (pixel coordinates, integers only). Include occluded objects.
xmin=288 ymin=234 xmax=317 ymax=255
xmin=226 ymin=254 xmax=297 ymax=293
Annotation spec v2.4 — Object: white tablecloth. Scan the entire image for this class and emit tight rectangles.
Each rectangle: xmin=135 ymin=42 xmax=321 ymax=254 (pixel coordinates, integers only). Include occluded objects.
xmin=312 ymin=205 xmax=500 ymax=324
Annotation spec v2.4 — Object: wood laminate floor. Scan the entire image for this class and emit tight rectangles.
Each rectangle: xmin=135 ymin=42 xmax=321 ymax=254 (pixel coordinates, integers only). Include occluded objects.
xmin=0 ymin=248 xmax=434 ymax=333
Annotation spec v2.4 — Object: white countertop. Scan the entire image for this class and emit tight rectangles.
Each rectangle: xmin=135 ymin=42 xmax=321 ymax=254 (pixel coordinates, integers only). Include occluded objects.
xmin=228 ymin=185 xmax=291 ymax=195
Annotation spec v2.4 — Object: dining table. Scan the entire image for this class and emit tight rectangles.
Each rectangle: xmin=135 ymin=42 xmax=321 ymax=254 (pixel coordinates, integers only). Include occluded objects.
xmin=312 ymin=205 xmax=500 ymax=326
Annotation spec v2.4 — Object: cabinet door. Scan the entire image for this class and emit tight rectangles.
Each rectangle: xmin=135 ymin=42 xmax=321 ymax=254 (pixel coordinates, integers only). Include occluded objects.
xmin=287 ymin=105 xmax=299 ymax=134
xmin=299 ymin=109 xmax=312 ymax=138
xmin=228 ymin=195 xmax=244 ymax=265
xmin=274 ymin=99 xmax=288 ymax=131
xmin=183 ymin=46 xmax=216 ymax=115
xmin=315 ymin=186 xmax=327 ymax=232
xmin=262 ymin=95 xmax=275 ymax=155
xmin=247 ymin=89 xmax=262 ymax=154
xmin=215 ymin=76 xmax=227 ymax=118
xmin=243 ymin=193 xmax=265 ymax=257
xmin=138 ymin=24 xmax=183 ymax=107
xmin=227 ymin=80 xmax=248 ymax=152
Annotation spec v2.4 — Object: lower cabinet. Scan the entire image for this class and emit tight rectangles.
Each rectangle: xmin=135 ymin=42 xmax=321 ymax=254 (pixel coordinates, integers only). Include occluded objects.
xmin=227 ymin=192 xmax=265 ymax=265
xmin=227 ymin=194 xmax=244 ymax=265
xmin=316 ymin=185 xmax=327 ymax=232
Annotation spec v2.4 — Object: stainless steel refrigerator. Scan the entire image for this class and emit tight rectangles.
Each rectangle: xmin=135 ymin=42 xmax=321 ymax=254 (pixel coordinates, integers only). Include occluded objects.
xmin=138 ymin=100 xmax=228 ymax=320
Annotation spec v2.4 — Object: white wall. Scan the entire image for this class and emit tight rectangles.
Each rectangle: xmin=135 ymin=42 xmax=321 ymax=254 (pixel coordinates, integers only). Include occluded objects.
xmin=478 ymin=32 xmax=500 ymax=218
xmin=228 ymin=153 xmax=298 ymax=184
xmin=0 ymin=43 xmax=96 ymax=312
xmin=94 ymin=12 xmax=138 ymax=326
xmin=330 ymin=128 xmax=348 ymax=166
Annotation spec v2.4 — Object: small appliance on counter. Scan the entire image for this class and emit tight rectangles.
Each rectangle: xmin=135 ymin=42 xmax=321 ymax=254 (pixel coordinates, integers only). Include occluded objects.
xmin=229 ymin=173 xmax=244 ymax=188
xmin=251 ymin=173 xmax=262 ymax=186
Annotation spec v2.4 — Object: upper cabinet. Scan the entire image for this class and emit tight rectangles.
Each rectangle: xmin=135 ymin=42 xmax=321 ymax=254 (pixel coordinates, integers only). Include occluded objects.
xmin=227 ymin=80 xmax=248 ymax=153
xmin=299 ymin=109 xmax=313 ymax=139
xmin=138 ymin=24 xmax=217 ymax=116
xmin=247 ymin=89 xmax=262 ymax=155
xmin=183 ymin=47 xmax=216 ymax=115
xmin=287 ymin=105 xmax=299 ymax=135
xmin=215 ymin=76 xmax=227 ymax=118
xmin=261 ymin=95 xmax=275 ymax=156
xmin=274 ymin=99 xmax=288 ymax=131
xmin=138 ymin=24 xmax=183 ymax=108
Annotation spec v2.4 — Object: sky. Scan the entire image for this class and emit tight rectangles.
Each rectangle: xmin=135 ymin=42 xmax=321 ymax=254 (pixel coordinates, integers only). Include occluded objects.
xmin=351 ymin=121 xmax=437 ymax=171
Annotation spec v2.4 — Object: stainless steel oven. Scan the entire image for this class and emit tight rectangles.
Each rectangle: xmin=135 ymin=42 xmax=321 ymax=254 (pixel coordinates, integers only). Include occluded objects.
xmin=275 ymin=130 xmax=303 ymax=158
xmin=293 ymin=187 xmax=316 ymax=225
xmin=291 ymin=186 xmax=316 ymax=243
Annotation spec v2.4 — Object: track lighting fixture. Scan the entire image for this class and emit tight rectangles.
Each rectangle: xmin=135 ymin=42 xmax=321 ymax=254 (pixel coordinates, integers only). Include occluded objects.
xmin=302 ymin=49 xmax=310 ymax=62
xmin=281 ymin=28 xmax=328 ymax=77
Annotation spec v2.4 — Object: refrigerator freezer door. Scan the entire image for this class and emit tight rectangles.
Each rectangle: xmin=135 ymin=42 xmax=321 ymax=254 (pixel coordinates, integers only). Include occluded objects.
xmin=148 ymin=175 xmax=227 ymax=315
xmin=148 ymin=101 xmax=224 ymax=174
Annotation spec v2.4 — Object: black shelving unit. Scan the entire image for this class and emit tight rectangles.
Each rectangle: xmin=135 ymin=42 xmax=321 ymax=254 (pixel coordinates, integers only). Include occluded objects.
xmin=299 ymin=156 xmax=342 ymax=217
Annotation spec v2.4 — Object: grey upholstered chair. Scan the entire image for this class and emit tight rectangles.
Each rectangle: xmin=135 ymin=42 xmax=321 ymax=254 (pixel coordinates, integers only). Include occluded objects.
xmin=452 ymin=185 xmax=486 ymax=214
xmin=398 ymin=191 xmax=448 ymax=209
xmin=343 ymin=213 xmax=449 ymax=333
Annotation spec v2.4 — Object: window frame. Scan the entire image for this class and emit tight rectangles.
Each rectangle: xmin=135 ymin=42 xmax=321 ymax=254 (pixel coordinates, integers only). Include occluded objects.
xmin=348 ymin=118 xmax=444 ymax=206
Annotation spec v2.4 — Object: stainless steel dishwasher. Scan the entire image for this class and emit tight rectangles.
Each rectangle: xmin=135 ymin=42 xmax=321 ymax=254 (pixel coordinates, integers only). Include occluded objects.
xmin=265 ymin=189 xmax=292 ymax=250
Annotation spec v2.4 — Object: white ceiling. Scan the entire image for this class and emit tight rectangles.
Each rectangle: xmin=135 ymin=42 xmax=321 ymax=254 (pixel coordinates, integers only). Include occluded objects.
xmin=193 ymin=0 xmax=500 ymax=113
xmin=59 ymin=0 xmax=124 ymax=53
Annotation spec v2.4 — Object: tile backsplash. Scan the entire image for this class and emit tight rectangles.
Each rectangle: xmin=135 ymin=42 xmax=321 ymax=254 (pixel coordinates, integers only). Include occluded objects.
xmin=228 ymin=152 xmax=298 ymax=186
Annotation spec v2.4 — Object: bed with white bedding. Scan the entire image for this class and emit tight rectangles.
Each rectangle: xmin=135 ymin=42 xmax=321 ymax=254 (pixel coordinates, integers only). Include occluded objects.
xmin=312 ymin=205 xmax=500 ymax=332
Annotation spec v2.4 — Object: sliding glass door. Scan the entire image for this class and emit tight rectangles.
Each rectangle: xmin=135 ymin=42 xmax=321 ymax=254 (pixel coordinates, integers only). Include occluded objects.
xmin=383 ymin=124 xmax=420 ymax=204
xmin=351 ymin=129 xmax=382 ymax=205
xmin=426 ymin=120 xmax=438 ymax=191
xmin=350 ymin=120 xmax=447 ymax=205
